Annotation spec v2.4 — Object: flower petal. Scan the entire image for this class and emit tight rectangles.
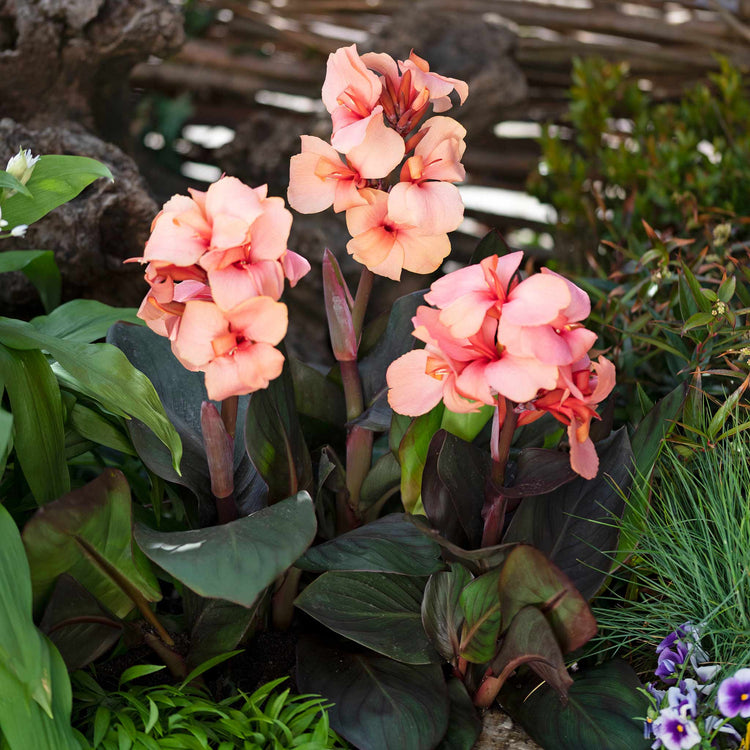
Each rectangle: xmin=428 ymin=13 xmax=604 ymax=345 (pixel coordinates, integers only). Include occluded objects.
xmin=386 ymin=349 xmax=445 ymax=417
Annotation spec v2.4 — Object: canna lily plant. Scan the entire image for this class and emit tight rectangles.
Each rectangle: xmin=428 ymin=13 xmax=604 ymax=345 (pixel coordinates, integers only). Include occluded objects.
xmin=0 ymin=44 xmax=683 ymax=750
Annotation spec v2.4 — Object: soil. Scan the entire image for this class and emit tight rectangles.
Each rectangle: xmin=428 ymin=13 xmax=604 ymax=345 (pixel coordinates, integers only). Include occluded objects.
xmin=475 ymin=709 xmax=541 ymax=750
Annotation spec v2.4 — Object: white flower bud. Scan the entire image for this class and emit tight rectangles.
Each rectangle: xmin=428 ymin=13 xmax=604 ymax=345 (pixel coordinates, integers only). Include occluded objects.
xmin=6 ymin=148 xmax=40 ymax=186
xmin=10 ymin=224 xmax=27 ymax=237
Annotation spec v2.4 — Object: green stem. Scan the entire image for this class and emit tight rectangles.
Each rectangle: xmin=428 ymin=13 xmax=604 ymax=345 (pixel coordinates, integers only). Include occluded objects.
xmin=340 ymin=360 xmax=365 ymax=421
xmin=271 ymin=567 xmax=303 ymax=630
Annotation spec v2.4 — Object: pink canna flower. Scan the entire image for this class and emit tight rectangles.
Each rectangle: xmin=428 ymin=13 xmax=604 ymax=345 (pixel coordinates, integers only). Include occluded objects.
xmin=138 ymin=280 xmax=212 ymax=340
xmin=345 ymin=188 xmax=451 ymax=280
xmin=171 ymin=296 xmax=288 ymax=401
xmin=516 ymin=357 xmax=616 ymax=479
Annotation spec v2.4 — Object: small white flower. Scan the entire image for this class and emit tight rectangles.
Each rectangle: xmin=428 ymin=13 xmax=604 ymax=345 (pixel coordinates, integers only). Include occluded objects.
xmin=10 ymin=224 xmax=27 ymax=237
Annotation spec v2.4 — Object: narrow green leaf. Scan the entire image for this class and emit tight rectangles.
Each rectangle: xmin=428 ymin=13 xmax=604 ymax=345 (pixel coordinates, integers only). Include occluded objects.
xmin=94 ymin=705 xmax=112 ymax=746
xmin=1 ymin=155 xmax=113 ymax=230
xmin=69 ymin=403 xmax=136 ymax=456
xmin=179 ymin=650 xmax=243 ymax=689
xmin=119 ymin=665 xmax=166 ymax=687
xmin=680 ymin=262 xmax=712 ymax=313
xmin=0 ymin=406 xmax=13 ymax=477
xmin=0 ymin=344 xmax=69 ymax=503
xmin=0 ymin=317 xmax=182 ymax=473
xmin=0 ymin=250 xmax=61 ymax=312
xmin=708 ymin=376 xmax=749 ymax=440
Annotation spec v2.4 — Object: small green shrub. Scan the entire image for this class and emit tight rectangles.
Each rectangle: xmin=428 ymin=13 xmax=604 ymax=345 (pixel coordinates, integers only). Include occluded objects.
xmin=71 ymin=669 xmax=348 ymax=750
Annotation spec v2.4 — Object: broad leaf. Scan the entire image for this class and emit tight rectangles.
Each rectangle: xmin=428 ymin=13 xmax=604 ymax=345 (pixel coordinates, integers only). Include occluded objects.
xmin=0 ymin=344 xmax=69 ymax=503
xmin=498 ymin=545 xmax=596 ymax=654
xmin=108 ymin=323 xmax=264 ymax=516
xmin=360 ymin=450 xmax=401 ymax=511
xmin=69 ymin=403 xmax=135 ymax=456
xmin=0 ymin=250 xmax=61 ymax=312
xmin=295 ymin=571 xmax=439 ymax=664
xmin=245 ymin=358 xmax=313 ymax=504
xmin=1 ymin=155 xmax=113 ymax=229
xmin=33 ymin=300 xmax=141 ymax=343
xmin=0 ymin=317 xmax=181 ymax=473
xmin=422 ymin=431 xmax=488 ymax=548
xmin=440 ymin=404 xmax=494 ymax=442
xmin=0 ymin=639 xmax=79 ymax=750
xmin=502 ymin=659 xmax=648 ymax=750
xmin=0 ymin=504 xmax=54 ymax=716
xmin=469 ymin=229 xmax=512 ymax=264
xmin=296 ymin=635 xmax=450 ymax=750
xmin=421 ymin=563 xmax=472 ymax=662
xmin=398 ymin=404 xmax=444 ymax=514
xmin=436 ymin=678 xmax=482 ymax=750
xmin=490 ymin=606 xmax=572 ymax=699
xmin=22 ymin=469 xmax=161 ymax=618
xmin=360 ymin=291 xmax=425 ymax=403
xmin=500 ymin=447 xmax=578 ymax=499
xmin=0 ymin=407 xmax=12 ymax=477
xmin=503 ymin=429 xmax=633 ymax=599
xmin=135 ymin=492 xmax=316 ymax=608
xmin=297 ymin=513 xmax=444 ymax=575
xmin=39 ymin=575 xmax=121 ymax=671
xmin=459 ymin=569 xmax=502 ymax=664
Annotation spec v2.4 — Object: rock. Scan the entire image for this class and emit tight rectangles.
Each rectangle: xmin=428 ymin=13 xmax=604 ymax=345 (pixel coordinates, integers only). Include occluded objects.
xmin=474 ymin=708 xmax=541 ymax=750
xmin=0 ymin=119 xmax=158 ymax=315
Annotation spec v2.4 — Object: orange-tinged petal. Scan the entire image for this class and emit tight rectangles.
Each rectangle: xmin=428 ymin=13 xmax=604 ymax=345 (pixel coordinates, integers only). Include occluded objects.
xmin=208 ymin=263 xmax=284 ymax=311
xmin=210 ymin=213 xmax=250 ymax=251
xmin=347 ymin=227 xmax=402 ymax=280
xmin=485 ymin=354 xmax=559 ymax=403
xmin=226 ymin=296 xmax=288 ymax=346
xmin=388 ymin=181 xmax=464 ymax=234
xmin=386 ymin=349 xmax=445 ymax=417
xmin=333 ymin=179 xmax=369 ymax=213
xmin=322 ymin=44 xmax=381 ymax=115
xmin=399 ymin=230 xmax=451 ymax=275
xmin=144 ymin=215 xmax=207 ymax=266
xmin=331 ymin=108 xmax=383 ymax=153
xmin=205 ymin=176 xmax=264 ymax=226
xmin=567 ymin=421 xmax=598 ymax=479
xmin=172 ymin=300 xmax=228 ymax=369
xmin=345 ymin=189 xmax=389 ymax=236
xmin=590 ymin=356 xmax=616 ymax=403
xmin=346 ymin=116 xmax=405 ymax=179
xmin=437 ymin=290 xmax=494 ymax=339
xmin=248 ymin=197 xmax=292 ymax=262
xmin=288 ymin=151 xmax=338 ymax=214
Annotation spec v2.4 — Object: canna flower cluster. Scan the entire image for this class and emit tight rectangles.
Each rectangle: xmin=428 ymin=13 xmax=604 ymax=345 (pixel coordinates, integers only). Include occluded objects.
xmin=131 ymin=176 xmax=309 ymax=401
xmin=288 ymin=44 xmax=468 ymax=281
xmin=643 ymin=623 xmax=747 ymax=750
xmin=385 ymin=251 xmax=615 ymax=479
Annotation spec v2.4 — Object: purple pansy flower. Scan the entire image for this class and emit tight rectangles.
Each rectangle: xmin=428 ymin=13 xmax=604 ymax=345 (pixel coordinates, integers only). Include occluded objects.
xmin=667 ymin=684 xmax=698 ymax=717
xmin=651 ymin=708 xmax=701 ymax=750
xmin=704 ymin=714 xmax=742 ymax=743
xmin=717 ymin=668 xmax=750 ymax=718
xmin=656 ymin=643 xmax=690 ymax=683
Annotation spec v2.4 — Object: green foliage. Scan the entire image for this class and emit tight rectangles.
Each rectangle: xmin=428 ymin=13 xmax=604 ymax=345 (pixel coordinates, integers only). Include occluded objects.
xmin=530 ymin=56 xmax=750 ymax=410
xmin=72 ymin=672 xmax=348 ymax=749
xmin=594 ymin=413 xmax=750 ymax=673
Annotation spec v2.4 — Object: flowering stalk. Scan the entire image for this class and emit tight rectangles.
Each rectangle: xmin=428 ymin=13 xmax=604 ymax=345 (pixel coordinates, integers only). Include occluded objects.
xmin=201 ymin=402 xmax=238 ymax=524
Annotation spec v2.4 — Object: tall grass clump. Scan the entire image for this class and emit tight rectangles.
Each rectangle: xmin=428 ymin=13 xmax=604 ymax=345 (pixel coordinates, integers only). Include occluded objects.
xmin=594 ymin=424 xmax=750 ymax=675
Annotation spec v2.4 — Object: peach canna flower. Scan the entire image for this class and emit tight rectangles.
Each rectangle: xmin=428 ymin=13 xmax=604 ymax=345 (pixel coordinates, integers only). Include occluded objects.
xmin=288 ymin=127 xmax=404 ymax=215
xmin=387 ymin=117 xmax=467 ymax=234
xmin=400 ymin=51 xmax=469 ymax=113
xmin=345 ymin=188 xmax=450 ymax=280
xmin=171 ymin=296 xmax=288 ymax=401
xmin=321 ymin=44 xmax=393 ymax=153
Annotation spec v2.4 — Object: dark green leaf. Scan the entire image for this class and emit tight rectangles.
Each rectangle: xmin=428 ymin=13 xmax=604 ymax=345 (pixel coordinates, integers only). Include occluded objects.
xmin=502 ymin=659 xmax=648 ymax=750
xmin=135 ymin=492 xmax=316 ymax=608
xmin=498 ymin=545 xmax=596 ymax=654
xmin=360 ymin=451 xmax=401 ymax=511
xmin=33 ymin=300 xmax=141 ymax=343
xmin=502 ymin=429 xmax=633 ymax=599
xmin=1 ymin=155 xmax=113 ymax=230
xmin=490 ymin=606 xmax=572 ymax=699
xmin=421 ymin=563 xmax=471 ymax=662
xmin=681 ymin=311 xmax=715 ymax=333
xmin=296 ymin=635 xmax=449 ymax=750
xmin=39 ymin=575 xmax=122 ymax=671
xmin=0 ymin=317 xmax=181 ymax=473
xmin=0 ymin=250 xmax=61 ymax=312
xmin=295 ymin=571 xmax=439 ymax=664
xmin=360 ymin=291 xmax=425 ymax=403
xmin=69 ymin=403 xmax=136 ymax=456
xmin=289 ymin=356 xmax=346 ymax=429
xmin=245 ymin=359 xmax=313 ymax=504
xmin=436 ymin=678 xmax=482 ymax=750
xmin=501 ymin=447 xmax=578 ymax=499
xmin=459 ymin=569 xmax=502 ymax=664
xmin=469 ymin=229 xmax=512 ymax=264
xmin=680 ymin=262 xmax=712 ymax=313
xmin=398 ymin=404 xmax=444 ymax=513
xmin=22 ymin=469 xmax=161 ymax=618
xmin=296 ymin=513 xmax=444 ymax=575
xmin=0 ymin=344 xmax=69 ymax=503
xmin=421 ymin=431 xmax=487 ymax=548
xmin=0 ymin=407 xmax=12 ymax=477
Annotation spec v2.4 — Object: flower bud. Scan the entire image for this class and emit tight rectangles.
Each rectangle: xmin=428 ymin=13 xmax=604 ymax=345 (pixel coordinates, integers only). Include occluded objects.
xmin=6 ymin=148 xmax=39 ymax=186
